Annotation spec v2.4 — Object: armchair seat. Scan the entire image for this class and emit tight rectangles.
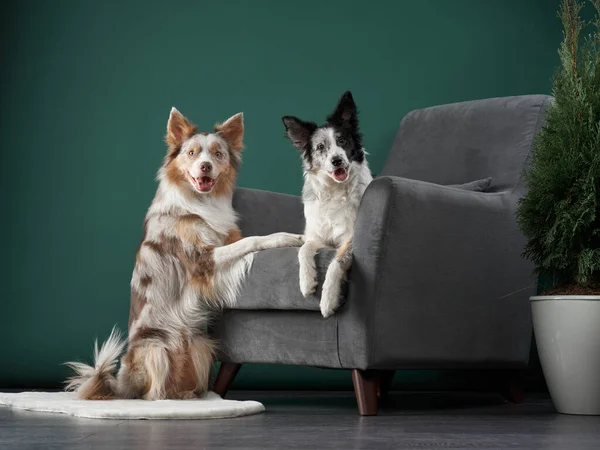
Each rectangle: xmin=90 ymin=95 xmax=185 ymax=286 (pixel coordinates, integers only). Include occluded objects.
xmin=234 ymin=248 xmax=336 ymax=311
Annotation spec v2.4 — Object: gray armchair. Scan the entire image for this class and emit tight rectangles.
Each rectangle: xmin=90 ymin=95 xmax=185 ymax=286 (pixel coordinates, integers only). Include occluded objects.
xmin=211 ymin=95 xmax=552 ymax=415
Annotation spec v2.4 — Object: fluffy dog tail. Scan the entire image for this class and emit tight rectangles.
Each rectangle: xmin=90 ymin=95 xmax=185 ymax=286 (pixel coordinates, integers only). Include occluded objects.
xmin=64 ymin=327 xmax=126 ymax=400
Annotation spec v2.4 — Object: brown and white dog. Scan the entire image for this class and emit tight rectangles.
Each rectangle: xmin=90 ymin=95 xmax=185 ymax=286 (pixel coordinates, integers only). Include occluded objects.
xmin=65 ymin=109 xmax=303 ymax=400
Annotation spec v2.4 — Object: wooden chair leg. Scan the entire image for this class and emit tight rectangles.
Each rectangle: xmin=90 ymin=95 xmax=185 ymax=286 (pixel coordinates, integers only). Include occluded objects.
xmin=378 ymin=370 xmax=395 ymax=400
xmin=500 ymin=373 xmax=524 ymax=404
xmin=351 ymin=369 xmax=380 ymax=416
xmin=213 ymin=362 xmax=242 ymax=398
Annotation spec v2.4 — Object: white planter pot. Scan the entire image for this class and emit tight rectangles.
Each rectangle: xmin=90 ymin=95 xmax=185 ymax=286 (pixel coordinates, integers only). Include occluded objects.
xmin=530 ymin=295 xmax=600 ymax=415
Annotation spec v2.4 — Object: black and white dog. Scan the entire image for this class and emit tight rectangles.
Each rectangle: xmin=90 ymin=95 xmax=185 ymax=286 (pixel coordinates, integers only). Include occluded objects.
xmin=283 ymin=91 xmax=373 ymax=317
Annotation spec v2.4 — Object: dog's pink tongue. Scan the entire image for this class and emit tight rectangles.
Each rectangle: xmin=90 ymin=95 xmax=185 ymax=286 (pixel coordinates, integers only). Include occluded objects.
xmin=198 ymin=176 xmax=214 ymax=192
xmin=333 ymin=168 xmax=348 ymax=181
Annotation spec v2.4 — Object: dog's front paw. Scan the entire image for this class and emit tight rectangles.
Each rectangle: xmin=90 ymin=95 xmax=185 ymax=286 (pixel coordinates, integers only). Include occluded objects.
xmin=274 ymin=232 xmax=304 ymax=247
xmin=320 ymin=282 xmax=342 ymax=318
xmin=320 ymin=296 xmax=340 ymax=319
xmin=299 ymin=266 xmax=318 ymax=297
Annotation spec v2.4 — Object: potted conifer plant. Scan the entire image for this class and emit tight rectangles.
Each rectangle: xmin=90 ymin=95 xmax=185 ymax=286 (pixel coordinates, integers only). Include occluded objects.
xmin=517 ymin=0 xmax=600 ymax=415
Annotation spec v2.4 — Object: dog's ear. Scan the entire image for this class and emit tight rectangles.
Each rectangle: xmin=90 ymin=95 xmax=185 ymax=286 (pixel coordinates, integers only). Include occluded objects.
xmin=282 ymin=116 xmax=317 ymax=151
xmin=166 ymin=107 xmax=197 ymax=148
xmin=215 ymin=113 xmax=244 ymax=152
xmin=326 ymin=91 xmax=358 ymax=131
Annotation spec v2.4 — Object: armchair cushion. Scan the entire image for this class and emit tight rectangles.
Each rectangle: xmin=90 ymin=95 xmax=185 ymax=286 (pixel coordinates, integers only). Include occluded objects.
xmin=232 ymin=247 xmax=336 ymax=311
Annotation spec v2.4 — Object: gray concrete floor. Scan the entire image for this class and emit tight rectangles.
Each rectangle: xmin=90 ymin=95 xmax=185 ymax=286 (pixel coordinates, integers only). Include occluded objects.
xmin=1 ymin=391 xmax=599 ymax=449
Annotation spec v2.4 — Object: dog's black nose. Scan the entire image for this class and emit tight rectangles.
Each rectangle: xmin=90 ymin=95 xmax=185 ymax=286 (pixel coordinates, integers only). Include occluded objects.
xmin=200 ymin=162 xmax=212 ymax=173
xmin=331 ymin=157 xmax=343 ymax=167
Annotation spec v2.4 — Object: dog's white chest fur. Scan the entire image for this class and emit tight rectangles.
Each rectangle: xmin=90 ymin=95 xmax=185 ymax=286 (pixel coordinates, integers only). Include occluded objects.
xmin=303 ymin=162 xmax=372 ymax=246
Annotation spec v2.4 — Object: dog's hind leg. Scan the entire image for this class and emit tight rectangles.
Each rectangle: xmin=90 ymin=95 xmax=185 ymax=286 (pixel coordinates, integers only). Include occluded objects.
xmin=320 ymin=239 xmax=353 ymax=318
xmin=141 ymin=344 xmax=170 ymax=400
xmin=298 ymin=239 xmax=324 ymax=297
xmin=190 ymin=334 xmax=216 ymax=397
xmin=165 ymin=335 xmax=215 ymax=399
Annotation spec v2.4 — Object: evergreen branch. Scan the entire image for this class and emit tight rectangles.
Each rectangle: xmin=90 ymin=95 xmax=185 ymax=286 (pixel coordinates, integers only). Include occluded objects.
xmin=570 ymin=0 xmax=578 ymax=73
xmin=594 ymin=0 xmax=600 ymax=44
xmin=560 ymin=0 xmax=583 ymax=75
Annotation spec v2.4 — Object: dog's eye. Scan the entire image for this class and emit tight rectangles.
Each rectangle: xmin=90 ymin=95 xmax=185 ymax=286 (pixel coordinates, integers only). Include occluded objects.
xmin=337 ymin=137 xmax=346 ymax=146
xmin=215 ymin=151 xmax=223 ymax=159
xmin=317 ymin=143 xmax=325 ymax=151
xmin=188 ymin=150 xmax=195 ymax=156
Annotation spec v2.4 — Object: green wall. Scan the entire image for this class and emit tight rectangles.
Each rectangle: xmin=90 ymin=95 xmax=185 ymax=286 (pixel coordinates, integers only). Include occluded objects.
xmin=1 ymin=0 xmax=562 ymax=389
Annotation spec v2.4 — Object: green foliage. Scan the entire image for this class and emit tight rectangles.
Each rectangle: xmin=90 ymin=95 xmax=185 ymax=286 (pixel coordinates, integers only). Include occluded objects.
xmin=517 ymin=0 xmax=600 ymax=286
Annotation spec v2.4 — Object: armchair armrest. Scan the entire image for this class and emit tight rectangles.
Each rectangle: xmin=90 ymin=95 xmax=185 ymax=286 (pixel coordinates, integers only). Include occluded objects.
xmin=337 ymin=176 xmax=534 ymax=370
xmin=233 ymin=187 xmax=305 ymax=237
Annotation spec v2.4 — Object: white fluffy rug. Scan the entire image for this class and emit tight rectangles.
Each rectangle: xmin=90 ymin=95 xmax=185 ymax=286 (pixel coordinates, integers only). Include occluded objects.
xmin=0 ymin=391 xmax=264 ymax=420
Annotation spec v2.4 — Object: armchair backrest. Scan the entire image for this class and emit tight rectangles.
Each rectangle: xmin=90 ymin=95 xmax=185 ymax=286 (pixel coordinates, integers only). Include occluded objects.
xmin=380 ymin=95 xmax=552 ymax=193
